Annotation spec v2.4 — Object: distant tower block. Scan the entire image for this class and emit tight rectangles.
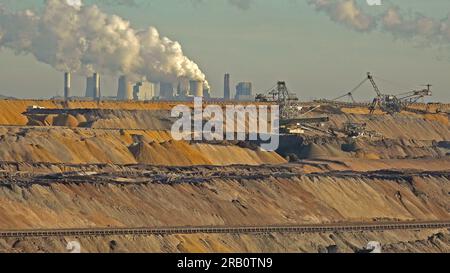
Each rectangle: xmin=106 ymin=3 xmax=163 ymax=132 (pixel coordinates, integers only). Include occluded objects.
xmin=160 ymin=82 xmax=174 ymax=99
xmin=224 ymin=73 xmax=230 ymax=100
xmin=93 ymin=73 xmax=100 ymax=99
xmin=190 ymin=80 xmax=204 ymax=97
xmin=64 ymin=72 xmax=71 ymax=101
xmin=117 ymin=75 xmax=133 ymax=100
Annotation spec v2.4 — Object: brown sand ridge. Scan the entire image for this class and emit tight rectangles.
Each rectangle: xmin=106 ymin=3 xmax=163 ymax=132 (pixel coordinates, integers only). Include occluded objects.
xmin=0 ymin=127 xmax=285 ymax=165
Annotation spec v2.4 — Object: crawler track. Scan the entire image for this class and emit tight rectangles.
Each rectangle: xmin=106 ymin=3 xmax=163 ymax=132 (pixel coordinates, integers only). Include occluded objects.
xmin=1 ymin=221 xmax=449 ymax=238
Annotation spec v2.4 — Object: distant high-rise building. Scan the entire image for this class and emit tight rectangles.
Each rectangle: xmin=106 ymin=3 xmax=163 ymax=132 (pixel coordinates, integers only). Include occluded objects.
xmin=117 ymin=75 xmax=133 ymax=100
xmin=133 ymin=81 xmax=156 ymax=101
xmin=235 ymin=82 xmax=253 ymax=101
xmin=224 ymin=73 xmax=230 ymax=100
xmin=190 ymin=80 xmax=204 ymax=97
xmin=160 ymin=82 xmax=174 ymax=99
xmin=64 ymin=72 xmax=71 ymax=101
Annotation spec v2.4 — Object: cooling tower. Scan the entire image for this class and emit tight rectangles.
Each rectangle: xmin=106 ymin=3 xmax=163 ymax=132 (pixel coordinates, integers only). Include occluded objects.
xmin=64 ymin=72 xmax=71 ymax=101
xmin=203 ymin=83 xmax=211 ymax=99
xmin=93 ymin=73 xmax=100 ymax=99
xmin=117 ymin=75 xmax=133 ymax=100
xmin=85 ymin=76 xmax=95 ymax=98
xmin=190 ymin=80 xmax=204 ymax=97
xmin=177 ymin=78 xmax=190 ymax=97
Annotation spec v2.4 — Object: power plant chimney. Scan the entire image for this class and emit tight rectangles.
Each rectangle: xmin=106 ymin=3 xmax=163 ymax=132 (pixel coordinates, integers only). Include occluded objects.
xmin=64 ymin=72 xmax=71 ymax=101
xmin=224 ymin=73 xmax=230 ymax=100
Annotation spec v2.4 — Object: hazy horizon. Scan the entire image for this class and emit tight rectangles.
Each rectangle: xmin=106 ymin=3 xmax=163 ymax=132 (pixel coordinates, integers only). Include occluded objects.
xmin=0 ymin=0 xmax=450 ymax=102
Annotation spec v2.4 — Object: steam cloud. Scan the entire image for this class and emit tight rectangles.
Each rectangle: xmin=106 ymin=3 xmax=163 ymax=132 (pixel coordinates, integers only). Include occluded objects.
xmin=0 ymin=0 xmax=209 ymax=87
xmin=308 ymin=0 xmax=450 ymax=44
xmin=307 ymin=0 xmax=375 ymax=32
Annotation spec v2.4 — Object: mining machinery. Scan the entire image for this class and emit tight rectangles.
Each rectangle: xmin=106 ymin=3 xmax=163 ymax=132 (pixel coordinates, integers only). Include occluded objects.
xmin=334 ymin=73 xmax=432 ymax=115
xmin=328 ymin=122 xmax=381 ymax=139
xmin=256 ymin=81 xmax=329 ymax=135
xmin=255 ymin=81 xmax=301 ymax=120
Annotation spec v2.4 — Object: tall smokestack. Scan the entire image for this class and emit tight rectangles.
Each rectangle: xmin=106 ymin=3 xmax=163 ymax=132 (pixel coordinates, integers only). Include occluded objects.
xmin=64 ymin=72 xmax=71 ymax=101
xmin=224 ymin=73 xmax=230 ymax=100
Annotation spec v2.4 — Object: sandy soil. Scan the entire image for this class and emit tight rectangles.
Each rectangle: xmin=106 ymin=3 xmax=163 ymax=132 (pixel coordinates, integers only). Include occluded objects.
xmin=1 ymin=229 xmax=448 ymax=253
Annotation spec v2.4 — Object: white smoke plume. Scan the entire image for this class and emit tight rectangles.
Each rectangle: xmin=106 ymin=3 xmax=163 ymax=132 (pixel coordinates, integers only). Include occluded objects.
xmin=0 ymin=0 xmax=209 ymax=87
xmin=381 ymin=7 xmax=450 ymax=44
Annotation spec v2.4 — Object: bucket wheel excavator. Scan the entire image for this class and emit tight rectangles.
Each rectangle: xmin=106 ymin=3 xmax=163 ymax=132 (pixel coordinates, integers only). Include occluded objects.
xmin=334 ymin=72 xmax=432 ymax=115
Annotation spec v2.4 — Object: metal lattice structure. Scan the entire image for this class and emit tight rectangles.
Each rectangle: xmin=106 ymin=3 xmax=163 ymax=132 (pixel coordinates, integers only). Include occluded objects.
xmin=334 ymin=73 xmax=433 ymax=115
xmin=255 ymin=81 xmax=301 ymax=119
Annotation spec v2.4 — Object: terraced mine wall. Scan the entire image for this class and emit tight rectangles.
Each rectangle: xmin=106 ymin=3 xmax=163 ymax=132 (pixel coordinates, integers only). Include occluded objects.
xmin=278 ymin=109 xmax=450 ymax=160
xmin=0 ymin=166 xmax=448 ymax=230
xmin=0 ymin=165 xmax=449 ymax=253
xmin=0 ymin=99 xmax=449 ymax=253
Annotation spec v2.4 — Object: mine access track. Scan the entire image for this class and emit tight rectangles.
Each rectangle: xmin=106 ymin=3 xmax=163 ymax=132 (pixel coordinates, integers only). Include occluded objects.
xmin=0 ymin=221 xmax=449 ymax=238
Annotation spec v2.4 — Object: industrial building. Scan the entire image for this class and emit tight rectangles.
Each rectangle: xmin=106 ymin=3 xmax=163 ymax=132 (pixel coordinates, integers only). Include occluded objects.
xmin=160 ymin=82 xmax=174 ymax=99
xmin=224 ymin=73 xmax=231 ymax=100
xmin=235 ymin=82 xmax=254 ymax=101
xmin=117 ymin=75 xmax=133 ymax=101
xmin=133 ymin=81 xmax=156 ymax=101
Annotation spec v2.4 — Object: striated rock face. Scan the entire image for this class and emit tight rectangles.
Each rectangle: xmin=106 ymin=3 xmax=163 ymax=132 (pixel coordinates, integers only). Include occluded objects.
xmin=329 ymin=111 xmax=450 ymax=141
xmin=278 ymin=110 xmax=450 ymax=160
xmin=0 ymin=167 xmax=448 ymax=230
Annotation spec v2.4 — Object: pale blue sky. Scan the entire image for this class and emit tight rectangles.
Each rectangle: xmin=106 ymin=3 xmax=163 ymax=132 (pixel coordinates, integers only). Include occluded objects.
xmin=0 ymin=0 xmax=449 ymax=101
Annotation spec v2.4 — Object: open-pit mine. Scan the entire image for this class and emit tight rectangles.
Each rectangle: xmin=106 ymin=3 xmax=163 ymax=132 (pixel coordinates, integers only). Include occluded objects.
xmin=0 ymin=98 xmax=449 ymax=253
